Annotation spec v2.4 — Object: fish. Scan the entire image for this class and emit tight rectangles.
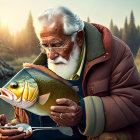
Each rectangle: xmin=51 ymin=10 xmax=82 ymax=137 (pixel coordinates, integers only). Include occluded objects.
xmin=0 ymin=67 xmax=81 ymax=116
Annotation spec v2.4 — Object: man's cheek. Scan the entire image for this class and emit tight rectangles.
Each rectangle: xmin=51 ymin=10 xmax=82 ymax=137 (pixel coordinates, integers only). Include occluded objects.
xmin=47 ymin=52 xmax=50 ymax=58
xmin=61 ymin=50 xmax=72 ymax=61
xmin=62 ymin=42 xmax=74 ymax=61
xmin=61 ymin=55 xmax=70 ymax=61
xmin=59 ymin=47 xmax=73 ymax=61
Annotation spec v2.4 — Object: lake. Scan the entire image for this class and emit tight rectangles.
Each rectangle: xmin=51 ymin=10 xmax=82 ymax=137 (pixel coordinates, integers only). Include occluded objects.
xmin=0 ymin=78 xmax=15 ymax=121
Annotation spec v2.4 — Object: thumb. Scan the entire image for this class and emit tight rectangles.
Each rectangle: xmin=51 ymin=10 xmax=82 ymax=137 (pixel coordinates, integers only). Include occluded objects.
xmin=23 ymin=63 xmax=45 ymax=71
xmin=23 ymin=63 xmax=34 ymax=68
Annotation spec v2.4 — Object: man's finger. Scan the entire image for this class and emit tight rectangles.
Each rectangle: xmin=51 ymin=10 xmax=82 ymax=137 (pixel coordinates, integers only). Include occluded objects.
xmin=56 ymin=98 xmax=77 ymax=106
xmin=1 ymin=132 xmax=26 ymax=140
xmin=24 ymin=130 xmax=33 ymax=138
xmin=23 ymin=63 xmax=33 ymax=68
xmin=23 ymin=63 xmax=47 ymax=72
xmin=50 ymin=110 xmax=81 ymax=121
xmin=0 ymin=128 xmax=23 ymax=136
xmin=7 ymin=123 xmax=16 ymax=126
xmin=50 ymin=106 xmax=76 ymax=113
xmin=50 ymin=115 xmax=66 ymax=126
xmin=0 ymin=114 xmax=8 ymax=125
xmin=0 ymin=114 xmax=5 ymax=120
xmin=50 ymin=115 xmax=72 ymax=127
xmin=50 ymin=112 xmax=76 ymax=120
xmin=0 ymin=121 xmax=4 ymax=126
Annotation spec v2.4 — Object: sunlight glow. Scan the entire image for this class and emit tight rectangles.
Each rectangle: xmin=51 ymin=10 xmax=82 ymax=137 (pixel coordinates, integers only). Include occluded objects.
xmin=0 ymin=0 xmax=139 ymax=34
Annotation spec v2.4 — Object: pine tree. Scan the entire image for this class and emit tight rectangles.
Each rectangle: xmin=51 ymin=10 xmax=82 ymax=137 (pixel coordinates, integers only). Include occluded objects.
xmin=87 ymin=17 xmax=90 ymax=23
xmin=113 ymin=25 xmax=120 ymax=37
xmin=109 ymin=20 xmax=121 ymax=39
xmin=127 ymin=10 xmax=138 ymax=56
xmin=24 ymin=11 xmax=40 ymax=56
xmin=0 ymin=25 xmax=15 ymax=61
xmin=119 ymin=28 xmax=123 ymax=39
xmin=122 ymin=17 xmax=128 ymax=43
xmin=109 ymin=19 xmax=114 ymax=33
xmin=13 ymin=29 xmax=27 ymax=57
xmin=137 ymin=25 xmax=140 ymax=49
xmin=13 ymin=11 xmax=40 ymax=57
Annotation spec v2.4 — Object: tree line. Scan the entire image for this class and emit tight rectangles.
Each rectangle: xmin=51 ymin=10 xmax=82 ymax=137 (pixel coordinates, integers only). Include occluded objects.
xmin=0 ymin=11 xmax=40 ymax=60
xmin=0 ymin=10 xmax=140 ymax=61
xmin=109 ymin=10 xmax=140 ymax=57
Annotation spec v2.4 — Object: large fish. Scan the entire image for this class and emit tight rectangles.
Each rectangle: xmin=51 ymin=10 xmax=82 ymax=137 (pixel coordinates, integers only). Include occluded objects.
xmin=0 ymin=67 xmax=80 ymax=116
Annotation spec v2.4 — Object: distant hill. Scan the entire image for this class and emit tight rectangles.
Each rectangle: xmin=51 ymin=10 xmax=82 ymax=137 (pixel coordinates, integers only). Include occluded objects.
xmin=0 ymin=57 xmax=15 ymax=84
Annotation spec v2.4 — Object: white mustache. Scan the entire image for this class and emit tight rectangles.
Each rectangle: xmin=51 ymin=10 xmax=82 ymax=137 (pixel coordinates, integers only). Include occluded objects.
xmin=48 ymin=56 xmax=68 ymax=64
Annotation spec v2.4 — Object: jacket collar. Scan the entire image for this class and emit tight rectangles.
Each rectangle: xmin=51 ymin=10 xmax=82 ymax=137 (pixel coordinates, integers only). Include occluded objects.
xmin=82 ymin=23 xmax=113 ymax=96
xmin=84 ymin=22 xmax=105 ymax=61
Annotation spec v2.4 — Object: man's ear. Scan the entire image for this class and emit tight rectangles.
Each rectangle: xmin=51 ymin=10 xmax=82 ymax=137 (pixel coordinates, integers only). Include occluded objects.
xmin=76 ymin=30 xmax=85 ymax=48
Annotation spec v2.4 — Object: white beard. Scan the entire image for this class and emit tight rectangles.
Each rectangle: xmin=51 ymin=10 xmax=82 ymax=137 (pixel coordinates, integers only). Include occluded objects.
xmin=48 ymin=41 xmax=80 ymax=80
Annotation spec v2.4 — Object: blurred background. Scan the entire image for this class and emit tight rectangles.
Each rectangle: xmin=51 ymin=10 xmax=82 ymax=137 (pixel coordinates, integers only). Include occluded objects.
xmin=0 ymin=0 xmax=140 ymax=86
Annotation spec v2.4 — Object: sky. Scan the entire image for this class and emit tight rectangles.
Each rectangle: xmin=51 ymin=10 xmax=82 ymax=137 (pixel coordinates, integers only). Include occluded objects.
xmin=0 ymin=0 xmax=140 ymax=34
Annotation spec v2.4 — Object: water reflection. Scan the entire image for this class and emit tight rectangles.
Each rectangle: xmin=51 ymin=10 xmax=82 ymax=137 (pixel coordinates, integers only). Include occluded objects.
xmin=0 ymin=77 xmax=15 ymax=122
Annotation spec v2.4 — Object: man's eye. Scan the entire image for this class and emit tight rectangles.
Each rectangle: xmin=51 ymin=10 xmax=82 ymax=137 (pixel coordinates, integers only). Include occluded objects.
xmin=51 ymin=43 xmax=62 ymax=47
xmin=42 ymin=44 xmax=48 ymax=48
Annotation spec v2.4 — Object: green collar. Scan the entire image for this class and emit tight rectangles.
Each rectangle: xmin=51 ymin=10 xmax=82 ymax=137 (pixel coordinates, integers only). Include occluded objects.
xmin=84 ymin=22 xmax=105 ymax=61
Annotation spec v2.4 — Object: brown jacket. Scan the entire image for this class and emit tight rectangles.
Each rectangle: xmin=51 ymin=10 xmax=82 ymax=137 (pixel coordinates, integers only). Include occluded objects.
xmin=14 ymin=23 xmax=140 ymax=140
xmin=82 ymin=23 xmax=140 ymax=140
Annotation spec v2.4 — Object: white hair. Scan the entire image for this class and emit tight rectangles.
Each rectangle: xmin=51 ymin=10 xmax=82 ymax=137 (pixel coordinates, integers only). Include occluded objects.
xmin=38 ymin=6 xmax=84 ymax=35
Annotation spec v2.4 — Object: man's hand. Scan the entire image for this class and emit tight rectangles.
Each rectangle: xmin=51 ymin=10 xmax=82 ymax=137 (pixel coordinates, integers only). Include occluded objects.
xmin=0 ymin=114 xmax=8 ymax=126
xmin=0 ymin=127 xmax=25 ymax=140
xmin=0 ymin=114 xmax=33 ymax=140
xmin=50 ymin=98 xmax=82 ymax=127
xmin=0 ymin=127 xmax=33 ymax=140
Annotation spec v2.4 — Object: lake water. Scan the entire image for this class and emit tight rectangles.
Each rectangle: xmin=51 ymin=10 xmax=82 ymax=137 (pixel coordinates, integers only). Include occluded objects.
xmin=0 ymin=78 xmax=15 ymax=121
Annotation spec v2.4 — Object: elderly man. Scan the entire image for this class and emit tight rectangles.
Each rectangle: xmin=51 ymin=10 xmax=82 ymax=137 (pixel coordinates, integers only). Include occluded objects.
xmin=0 ymin=6 xmax=140 ymax=140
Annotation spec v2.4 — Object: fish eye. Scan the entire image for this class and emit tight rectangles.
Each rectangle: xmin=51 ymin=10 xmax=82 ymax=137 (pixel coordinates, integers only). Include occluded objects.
xmin=10 ymin=81 xmax=18 ymax=88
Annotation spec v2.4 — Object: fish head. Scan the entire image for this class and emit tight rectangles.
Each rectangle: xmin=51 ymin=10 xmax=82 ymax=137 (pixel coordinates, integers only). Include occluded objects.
xmin=0 ymin=69 xmax=39 ymax=109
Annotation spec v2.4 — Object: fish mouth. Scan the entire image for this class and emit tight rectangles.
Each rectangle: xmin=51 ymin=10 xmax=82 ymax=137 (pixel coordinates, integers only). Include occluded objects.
xmin=0 ymin=86 xmax=39 ymax=109
xmin=0 ymin=88 xmax=14 ymax=101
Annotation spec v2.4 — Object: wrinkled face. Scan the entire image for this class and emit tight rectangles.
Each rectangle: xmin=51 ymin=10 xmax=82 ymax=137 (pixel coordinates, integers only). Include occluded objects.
xmin=0 ymin=78 xmax=39 ymax=108
xmin=39 ymin=16 xmax=83 ymax=79
xmin=39 ymin=16 xmax=75 ymax=62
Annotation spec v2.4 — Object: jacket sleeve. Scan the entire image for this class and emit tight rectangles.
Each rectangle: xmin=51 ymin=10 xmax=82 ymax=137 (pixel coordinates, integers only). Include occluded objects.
xmin=13 ymin=107 xmax=29 ymax=124
xmin=101 ymin=41 xmax=140 ymax=131
xmin=78 ymin=96 xmax=105 ymax=137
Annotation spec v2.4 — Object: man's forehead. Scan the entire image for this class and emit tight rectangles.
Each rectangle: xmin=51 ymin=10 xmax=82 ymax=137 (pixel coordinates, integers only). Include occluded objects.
xmin=39 ymin=21 xmax=65 ymax=38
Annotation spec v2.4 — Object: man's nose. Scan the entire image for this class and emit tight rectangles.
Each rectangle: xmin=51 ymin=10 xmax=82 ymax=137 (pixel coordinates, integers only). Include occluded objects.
xmin=48 ymin=48 xmax=59 ymax=60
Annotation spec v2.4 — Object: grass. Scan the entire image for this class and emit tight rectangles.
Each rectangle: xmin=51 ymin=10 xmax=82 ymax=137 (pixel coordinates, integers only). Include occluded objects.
xmin=7 ymin=54 xmax=38 ymax=72
xmin=134 ymin=57 xmax=140 ymax=73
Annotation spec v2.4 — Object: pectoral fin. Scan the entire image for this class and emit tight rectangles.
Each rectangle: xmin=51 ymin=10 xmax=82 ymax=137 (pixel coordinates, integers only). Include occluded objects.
xmin=38 ymin=93 xmax=50 ymax=105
